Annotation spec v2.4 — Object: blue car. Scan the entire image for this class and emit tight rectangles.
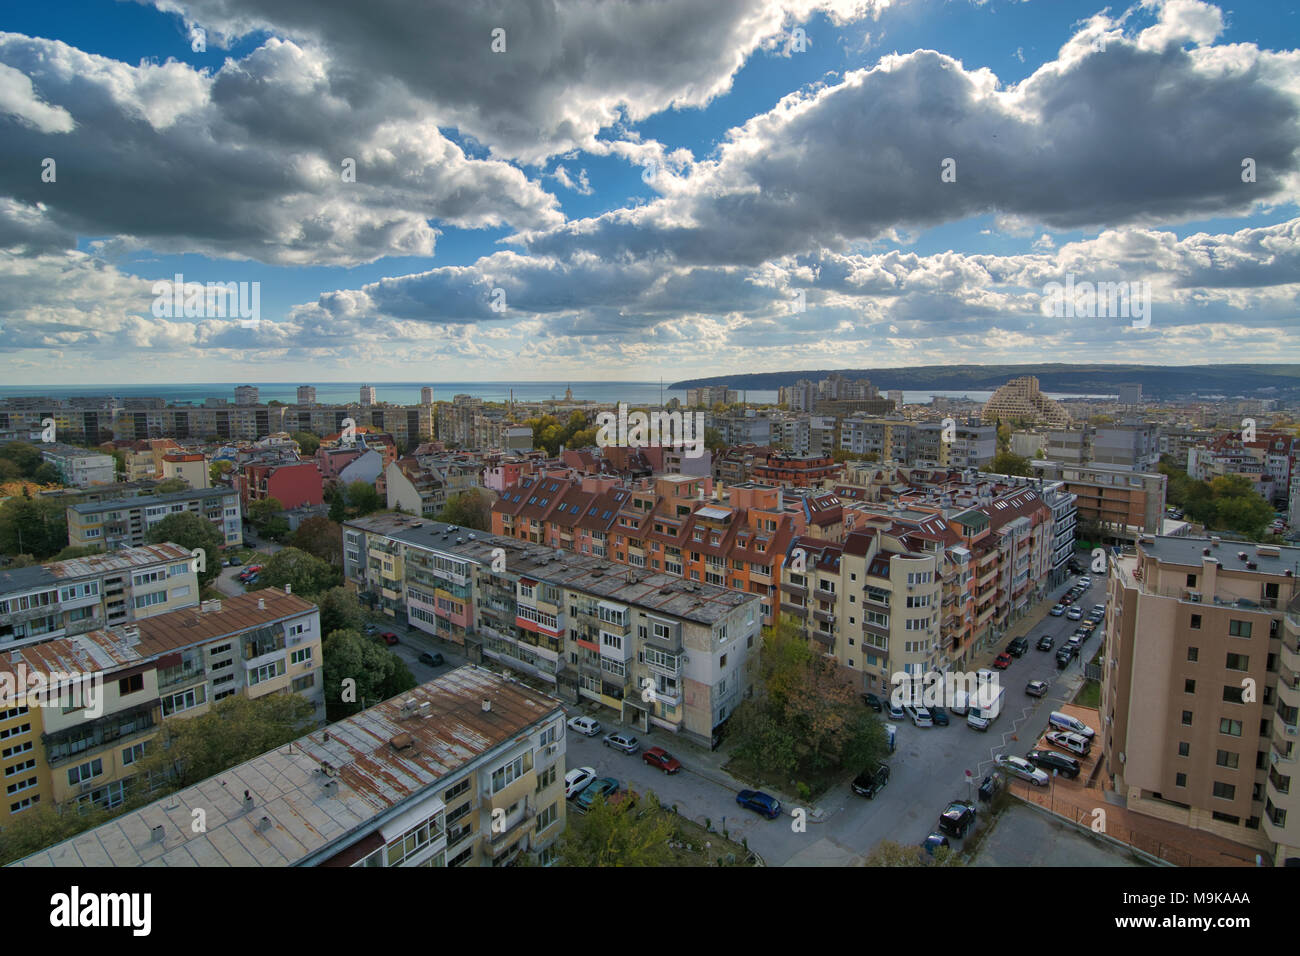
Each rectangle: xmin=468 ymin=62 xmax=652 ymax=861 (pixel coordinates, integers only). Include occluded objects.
xmin=573 ymin=777 xmax=620 ymax=813
xmin=735 ymin=789 xmax=782 ymax=819
xmin=922 ymin=832 xmax=951 ymax=856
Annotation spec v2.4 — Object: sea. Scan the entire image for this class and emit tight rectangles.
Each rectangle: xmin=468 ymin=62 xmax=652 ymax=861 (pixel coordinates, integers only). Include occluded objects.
xmin=0 ymin=382 xmax=1109 ymax=407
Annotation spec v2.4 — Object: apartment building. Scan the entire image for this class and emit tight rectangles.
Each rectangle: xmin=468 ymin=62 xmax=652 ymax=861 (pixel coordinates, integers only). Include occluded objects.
xmin=238 ymin=459 xmax=324 ymax=510
xmin=0 ymin=589 xmax=323 ymax=824
xmin=11 ymin=666 xmax=565 ymax=868
xmin=343 ymin=514 xmax=762 ymax=748
xmin=0 ymin=401 xmax=116 ymax=446
xmin=39 ymin=443 xmax=116 ymax=487
xmin=67 ymin=487 xmax=243 ymax=550
xmin=1092 ymin=425 xmax=1160 ymax=471
xmin=0 ymin=544 xmax=199 ymax=649
xmin=1032 ymin=461 xmax=1167 ymax=538
xmin=160 ymin=452 xmax=210 ymax=489
xmin=102 ymin=400 xmax=434 ymax=446
xmin=102 ymin=438 xmax=181 ymax=481
xmin=981 ymin=375 xmax=1071 ymax=427
xmin=385 ymin=454 xmax=482 ymax=517
xmin=686 ymin=386 xmax=737 ymax=407
xmin=1103 ymin=535 xmax=1300 ymax=865
xmin=751 ymin=452 xmax=843 ymax=487
xmin=841 ymin=417 xmax=996 ymax=468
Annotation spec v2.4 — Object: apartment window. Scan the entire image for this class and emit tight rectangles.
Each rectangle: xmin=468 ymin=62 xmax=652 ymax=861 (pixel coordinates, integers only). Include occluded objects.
xmin=1185 ymin=573 xmax=1197 ymax=587
xmin=1222 ymin=685 xmax=1245 ymax=704
xmin=122 ymin=742 xmax=146 ymax=766
xmin=1184 ymin=679 xmax=1196 ymax=694
xmin=1225 ymin=653 xmax=1249 ymax=671
xmin=491 ymin=754 xmax=526 ymax=793
xmin=133 ymin=590 xmax=167 ymax=610
xmin=1177 ymin=742 xmax=1189 ymax=757
xmin=5 ymin=776 xmax=37 ymax=795
xmin=536 ymin=801 xmax=558 ymax=831
xmin=1190 ymin=615 xmax=1201 ymax=630
xmin=1175 ymin=773 xmax=1187 ymax=788
xmin=9 ymin=795 xmax=39 ymax=814
xmin=1219 ymin=718 xmax=1243 ymax=737
xmin=1181 ymin=711 xmax=1194 ymax=726
xmin=601 ymin=632 xmax=623 ymax=651
xmin=290 ymin=647 xmax=313 ymax=666
xmin=1228 ymin=620 xmax=1252 ymax=638
xmin=1212 ymin=781 xmax=1236 ymax=801
xmin=1187 ymin=646 xmax=1199 ymax=662
xmin=0 ymin=723 xmax=32 ymax=741
xmin=248 ymin=659 xmax=286 ymax=686
xmin=1215 ymin=750 xmax=1239 ymax=769
xmin=67 ymin=758 xmax=104 ymax=786
xmin=1 ymin=741 xmax=33 ymax=760
xmin=291 ymin=674 xmax=316 ymax=692
xmin=444 ymin=778 xmax=471 ymax=802
xmin=118 ymin=673 xmax=144 ymax=696
xmin=162 ymin=685 xmax=206 ymax=716
xmin=4 ymin=758 xmax=36 ymax=777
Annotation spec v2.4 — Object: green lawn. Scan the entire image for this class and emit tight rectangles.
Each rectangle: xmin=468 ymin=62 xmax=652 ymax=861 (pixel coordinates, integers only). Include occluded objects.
xmin=1074 ymin=680 xmax=1101 ymax=707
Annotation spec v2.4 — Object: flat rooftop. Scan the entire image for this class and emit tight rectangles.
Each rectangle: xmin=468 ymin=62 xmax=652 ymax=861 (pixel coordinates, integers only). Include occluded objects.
xmin=0 ymin=543 xmax=193 ymax=594
xmin=13 ymin=666 xmax=563 ymax=868
xmin=1139 ymin=534 xmax=1300 ymax=576
xmin=346 ymin=514 xmax=757 ymax=624
xmin=70 ymin=486 xmax=238 ymax=515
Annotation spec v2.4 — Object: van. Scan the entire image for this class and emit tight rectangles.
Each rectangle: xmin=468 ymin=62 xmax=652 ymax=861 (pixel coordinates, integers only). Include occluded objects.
xmin=950 ymin=691 xmax=969 ymax=716
xmin=1045 ymin=730 xmax=1091 ymax=756
xmin=1048 ymin=711 xmax=1096 ymax=739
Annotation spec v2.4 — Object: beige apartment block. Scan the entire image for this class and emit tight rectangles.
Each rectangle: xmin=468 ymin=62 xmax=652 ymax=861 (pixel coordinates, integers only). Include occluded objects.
xmin=1103 ymin=535 xmax=1300 ymax=865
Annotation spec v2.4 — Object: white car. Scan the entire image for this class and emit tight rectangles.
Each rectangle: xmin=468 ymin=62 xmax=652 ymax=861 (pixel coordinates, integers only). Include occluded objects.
xmin=1067 ymin=607 xmax=1083 ymax=621
xmin=904 ymin=704 xmax=933 ymax=728
xmin=1078 ymin=576 xmax=1093 ymax=587
xmin=1049 ymin=604 xmax=1066 ymax=617
xmin=995 ymin=754 xmax=1050 ymax=786
xmin=567 ymin=715 xmax=602 ymax=737
xmin=565 ymin=766 xmax=597 ymax=799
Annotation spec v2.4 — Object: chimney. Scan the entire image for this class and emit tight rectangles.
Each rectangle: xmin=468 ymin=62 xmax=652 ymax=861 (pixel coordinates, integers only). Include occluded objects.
xmin=257 ymin=597 xmax=265 ymax=610
xmin=284 ymin=583 xmax=292 ymax=595
xmin=482 ymin=698 xmax=492 ymax=712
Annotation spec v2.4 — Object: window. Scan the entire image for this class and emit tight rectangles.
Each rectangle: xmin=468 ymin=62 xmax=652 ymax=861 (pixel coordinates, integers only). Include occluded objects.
xmin=291 ymin=674 xmax=315 ymax=692
xmin=1184 ymin=679 xmax=1196 ymax=694
xmin=133 ymin=590 xmax=167 ymax=610
xmin=491 ymin=754 xmax=526 ymax=793
xmin=67 ymin=758 xmax=104 ymax=786
xmin=1177 ymin=742 xmax=1189 ymax=757
xmin=248 ymin=659 xmax=286 ymax=686
xmin=1215 ymin=750 xmax=1239 ymax=769
xmin=444 ymin=778 xmax=470 ymax=802
xmin=162 ymin=686 xmax=206 ymax=716
xmin=1187 ymin=646 xmax=1199 ymax=662
xmin=1219 ymin=718 xmax=1243 ymax=737
xmin=1181 ymin=711 xmax=1193 ymax=726
xmin=1228 ymin=620 xmax=1252 ymax=638
xmin=290 ymin=647 xmax=313 ymax=666
xmin=536 ymin=801 xmax=558 ymax=831
xmin=4 ymin=758 xmax=36 ymax=777
xmin=122 ymin=743 xmax=146 ymax=766
xmin=1212 ymin=781 xmax=1236 ymax=800
xmin=1190 ymin=615 xmax=1201 ymax=630
xmin=1175 ymin=773 xmax=1187 ymax=787
xmin=5 ymin=776 xmax=37 ymax=795
xmin=1 ymin=740 xmax=33 ymax=760
xmin=118 ymin=673 xmax=144 ymax=696
xmin=1222 ymin=685 xmax=1245 ymax=704
xmin=1225 ymin=653 xmax=1249 ymax=671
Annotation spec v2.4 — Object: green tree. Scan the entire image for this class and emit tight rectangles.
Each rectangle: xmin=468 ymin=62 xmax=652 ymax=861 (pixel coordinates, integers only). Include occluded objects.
xmin=989 ymin=450 xmax=1034 ymax=477
xmin=437 ymin=489 xmax=492 ymax=531
xmin=0 ymin=459 xmax=21 ymax=481
xmin=0 ymin=496 xmax=68 ymax=559
xmin=249 ymin=547 xmax=340 ymax=597
xmin=155 ymin=477 xmax=190 ymax=493
xmin=316 ymin=586 xmax=365 ymax=638
xmin=134 ymin=692 xmax=317 ymax=789
xmin=327 ymin=486 xmax=348 ymax=523
xmin=52 ymin=544 xmax=105 ymax=561
xmin=144 ymin=512 xmax=224 ymax=588
xmin=247 ymin=496 xmax=284 ymax=528
xmin=289 ymin=516 xmax=343 ymax=565
xmin=704 ymin=427 xmax=726 ymax=454
xmin=345 ymin=481 xmax=382 ymax=516
xmin=291 ymin=431 xmax=321 ymax=456
xmin=864 ymin=839 xmax=963 ymax=867
xmin=31 ymin=462 xmax=62 ymax=486
xmin=0 ymin=801 xmax=123 ymax=867
xmin=321 ymin=628 xmax=417 ymax=720
xmin=209 ymin=460 xmax=233 ymax=485
xmin=0 ymin=441 xmax=43 ymax=476
xmin=556 ymin=792 xmax=675 ymax=867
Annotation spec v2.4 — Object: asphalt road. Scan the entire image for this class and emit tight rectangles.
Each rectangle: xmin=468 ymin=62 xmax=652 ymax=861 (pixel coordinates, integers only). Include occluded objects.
xmin=563 ymin=573 xmax=1109 ymax=866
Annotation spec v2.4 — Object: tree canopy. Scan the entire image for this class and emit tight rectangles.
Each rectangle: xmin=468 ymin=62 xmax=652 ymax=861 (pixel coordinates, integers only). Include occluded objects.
xmin=144 ymin=511 xmax=224 ymax=587
xmin=321 ymin=628 xmax=417 ymax=720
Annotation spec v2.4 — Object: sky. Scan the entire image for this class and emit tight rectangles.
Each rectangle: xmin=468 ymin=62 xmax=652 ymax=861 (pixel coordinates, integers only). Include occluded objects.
xmin=0 ymin=0 xmax=1297 ymax=386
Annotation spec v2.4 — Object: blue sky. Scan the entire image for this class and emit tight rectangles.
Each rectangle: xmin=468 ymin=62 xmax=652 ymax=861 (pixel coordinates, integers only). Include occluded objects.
xmin=0 ymin=0 xmax=1297 ymax=385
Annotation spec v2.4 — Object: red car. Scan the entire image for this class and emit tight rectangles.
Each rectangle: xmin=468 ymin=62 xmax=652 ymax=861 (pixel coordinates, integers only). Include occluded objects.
xmin=993 ymin=653 xmax=1013 ymax=669
xmin=379 ymin=632 xmax=400 ymax=646
xmin=642 ymin=747 xmax=681 ymax=774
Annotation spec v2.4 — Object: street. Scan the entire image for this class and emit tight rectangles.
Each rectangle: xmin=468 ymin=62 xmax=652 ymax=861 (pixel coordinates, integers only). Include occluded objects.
xmin=563 ymin=573 xmax=1107 ymax=865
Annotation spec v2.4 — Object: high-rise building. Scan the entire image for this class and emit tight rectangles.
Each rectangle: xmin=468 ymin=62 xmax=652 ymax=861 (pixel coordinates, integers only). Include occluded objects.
xmin=421 ymin=386 xmax=434 ymax=405
xmin=296 ymin=386 xmax=317 ymax=405
xmin=1118 ymin=383 xmax=1143 ymax=405
xmin=234 ymin=385 xmax=259 ymax=406
xmin=360 ymin=385 xmax=377 ymax=407
xmin=981 ymin=376 xmax=1071 ymax=427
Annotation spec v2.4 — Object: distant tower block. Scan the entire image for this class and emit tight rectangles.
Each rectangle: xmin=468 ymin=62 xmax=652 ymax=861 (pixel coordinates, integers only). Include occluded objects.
xmin=297 ymin=386 xmax=316 ymax=405
xmin=360 ymin=385 xmax=376 ymax=407
xmin=421 ymin=387 xmax=434 ymax=405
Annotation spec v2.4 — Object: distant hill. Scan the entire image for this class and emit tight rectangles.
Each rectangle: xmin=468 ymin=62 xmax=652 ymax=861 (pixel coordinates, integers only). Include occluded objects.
xmin=670 ymin=365 xmax=1300 ymax=400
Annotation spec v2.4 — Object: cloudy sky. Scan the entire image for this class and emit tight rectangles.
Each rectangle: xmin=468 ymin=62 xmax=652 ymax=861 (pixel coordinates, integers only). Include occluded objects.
xmin=0 ymin=0 xmax=1297 ymax=386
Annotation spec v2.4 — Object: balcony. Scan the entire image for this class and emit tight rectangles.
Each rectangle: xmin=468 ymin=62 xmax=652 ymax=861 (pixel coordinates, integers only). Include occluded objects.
xmin=813 ymin=587 xmax=837 ymax=603
xmin=812 ymin=608 xmax=835 ymax=625
xmin=780 ymin=581 xmax=807 ymax=597
xmin=157 ymin=665 xmax=205 ymax=691
xmin=780 ymin=602 xmax=808 ymax=619
xmin=488 ymin=799 xmax=537 ymax=845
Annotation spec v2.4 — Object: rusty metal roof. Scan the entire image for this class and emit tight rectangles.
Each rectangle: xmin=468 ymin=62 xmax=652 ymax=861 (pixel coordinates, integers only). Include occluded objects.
xmin=12 ymin=666 xmax=564 ymax=868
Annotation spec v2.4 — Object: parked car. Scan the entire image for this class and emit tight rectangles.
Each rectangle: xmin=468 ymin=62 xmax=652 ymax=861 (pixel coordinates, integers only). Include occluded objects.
xmin=641 ymin=746 xmax=681 ymax=774
xmin=228 ymin=556 xmax=243 ymax=566
xmin=887 ymin=701 xmax=906 ymax=721
xmin=1007 ymin=636 xmax=1029 ymax=657
xmin=736 ymin=789 xmax=782 ymax=819
xmin=1078 ymin=576 xmax=1093 ymax=586
xmin=1067 ymin=607 xmax=1084 ymax=621
xmin=418 ymin=651 xmax=444 ymax=667
xmin=995 ymin=754 xmax=1050 ymax=786
xmin=243 ymin=574 xmax=258 ymax=586
xmin=861 ymin=692 xmax=883 ymax=713
xmin=1025 ymin=679 xmax=1049 ymax=698
xmin=1060 ymin=595 xmax=1075 ymax=606
xmin=993 ymin=653 xmax=1012 ymax=670
xmin=363 ymin=624 xmax=378 ymax=634
xmin=1036 ymin=634 xmax=1054 ymax=651
xmin=1056 ymin=647 xmax=1076 ymax=669
xmin=1049 ymin=604 xmax=1065 ymax=617
xmin=1093 ymin=603 xmax=1106 ymax=615
xmin=922 ymin=832 xmax=951 ymax=856
xmin=930 ymin=705 xmax=950 ymax=727
xmin=937 ymin=800 xmax=976 ymax=838
xmin=851 ymin=762 xmax=891 ymax=799
xmin=1026 ymin=748 xmax=1081 ymax=779
xmin=978 ymin=773 xmax=1003 ymax=802
xmin=1045 ymin=730 xmax=1092 ymax=757
xmin=603 ymin=733 xmax=640 ymax=754
xmin=379 ymin=631 xmax=399 ymax=646
xmin=1048 ymin=711 xmax=1096 ymax=738
xmin=1065 ymin=634 xmax=1083 ymax=652
xmin=574 ymin=776 xmax=620 ymax=812
xmin=565 ymin=766 xmax=596 ymax=799
xmin=904 ymin=704 xmax=934 ymax=727
xmin=566 ymin=714 xmax=602 ymax=736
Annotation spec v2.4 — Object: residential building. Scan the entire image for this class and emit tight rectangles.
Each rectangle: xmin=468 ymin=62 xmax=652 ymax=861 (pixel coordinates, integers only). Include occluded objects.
xmin=296 ymin=386 xmax=317 ymax=405
xmin=160 ymin=452 xmax=210 ymax=489
xmin=981 ymin=375 xmax=1071 ymax=427
xmin=1104 ymin=535 xmax=1300 ymax=865
xmin=39 ymin=443 xmax=116 ymax=487
xmin=1032 ymin=461 xmax=1167 ymax=538
xmin=686 ymin=386 xmax=737 ymax=408
xmin=10 ymin=665 xmax=561 ymax=867
xmin=0 ymin=544 xmax=199 ymax=648
xmin=238 ymin=460 xmax=324 ymax=510
xmin=234 ymin=386 xmax=259 ymax=406
xmin=343 ymin=514 xmax=762 ymax=748
xmin=360 ymin=385 xmax=377 ymax=407
xmin=751 ymin=452 xmax=843 ymax=487
xmin=67 ymin=487 xmax=243 ymax=550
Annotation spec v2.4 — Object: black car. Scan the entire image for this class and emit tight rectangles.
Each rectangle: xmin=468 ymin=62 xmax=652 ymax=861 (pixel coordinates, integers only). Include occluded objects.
xmin=930 ymin=705 xmax=950 ymax=726
xmin=1006 ymin=636 xmax=1029 ymax=657
xmin=851 ymin=762 xmax=891 ymax=799
xmin=937 ymin=800 xmax=976 ymax=838
xmin=861 ymin=692 xmax=883 ymax=713
xmin=978 ymin=773 xmax=1003 ymax=802
xmin=1026 ymin=748 xmax=1081 ymax=779
xmin=1036 ymin=634 xmax=1054 ymax=651
xmin=1056 ymin=647 xmax=1075 ymax=669
xmin=418 ymin=651 xmax=445 ymax=667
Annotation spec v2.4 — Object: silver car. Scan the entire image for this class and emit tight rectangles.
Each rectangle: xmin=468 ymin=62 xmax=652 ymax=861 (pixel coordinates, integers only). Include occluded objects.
xmin=995 ymin=754 xmax=1050 ymax=786
xmin=603 ymin=732 xmax=640 ymax=754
